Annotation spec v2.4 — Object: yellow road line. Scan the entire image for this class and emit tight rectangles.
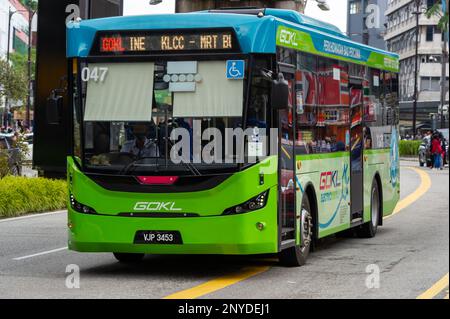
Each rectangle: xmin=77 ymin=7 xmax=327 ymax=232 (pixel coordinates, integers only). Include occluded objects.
xmin=385 ymin=167 xmax=431 ymax=220
xmin=163 ymin=266 xmax=270 ymax=299
xmin=417 ymin=273 xmax=449 ymax=299
xmin=164 ymin=166 xmax=431 ymax=300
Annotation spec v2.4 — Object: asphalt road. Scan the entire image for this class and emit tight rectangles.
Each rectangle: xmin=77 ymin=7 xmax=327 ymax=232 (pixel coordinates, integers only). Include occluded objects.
xmin=0 ymin=162 xmax=448 ymax=299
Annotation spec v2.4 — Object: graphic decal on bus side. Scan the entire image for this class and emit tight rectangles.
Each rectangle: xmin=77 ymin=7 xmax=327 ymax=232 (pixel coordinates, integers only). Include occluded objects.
xmin=390 ymin=127 xmax=399 ymax=188
xmin=295 ymin=175 xmax=305 ymax=194
xmin=318 ymin=163 xmax=350 ymax=229
xmin=276 ymin=25 xmax=399 ymax=72
xmin=297 ymin=156 xmax=350 ymax=231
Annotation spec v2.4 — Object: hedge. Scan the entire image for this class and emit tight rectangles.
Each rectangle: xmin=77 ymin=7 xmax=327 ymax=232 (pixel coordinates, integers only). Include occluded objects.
xmin=399 ymin=140 xmax=422 ymax=156
xmin=0 ymin=176 xmax=67 ymax=218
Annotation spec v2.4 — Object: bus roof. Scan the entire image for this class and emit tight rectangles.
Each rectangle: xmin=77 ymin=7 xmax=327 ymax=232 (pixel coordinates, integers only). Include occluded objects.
xmin=67 ymin=8 xmax=399 ymax=72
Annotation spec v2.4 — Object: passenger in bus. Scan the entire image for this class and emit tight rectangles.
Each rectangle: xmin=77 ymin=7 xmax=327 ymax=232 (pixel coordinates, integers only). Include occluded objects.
xmin=364 ymin=127 xmax=372 ymax=149
xmin=121 ymin=122 xmax=159 ymax=158
xmin=331 ymin=135 xmax=346 ymax=152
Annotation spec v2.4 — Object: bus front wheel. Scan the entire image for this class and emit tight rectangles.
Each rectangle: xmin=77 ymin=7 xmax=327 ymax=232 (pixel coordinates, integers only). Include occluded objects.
xmin=356 ymin=180 xmax=380 ymax=238
xmin=279 ymin=195 xmax=313 ymax=267
xmin=113 ymin=253 xmax=145 ymax=263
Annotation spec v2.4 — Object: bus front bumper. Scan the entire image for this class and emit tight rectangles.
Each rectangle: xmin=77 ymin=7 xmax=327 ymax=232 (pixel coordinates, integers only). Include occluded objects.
xmin=68 ymin=208 xmax=278 ymax=255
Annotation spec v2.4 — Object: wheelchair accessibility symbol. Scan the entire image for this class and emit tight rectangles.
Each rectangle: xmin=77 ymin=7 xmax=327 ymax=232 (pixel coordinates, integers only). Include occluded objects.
xmin=226 ymin=60 xmax=245 ymax=80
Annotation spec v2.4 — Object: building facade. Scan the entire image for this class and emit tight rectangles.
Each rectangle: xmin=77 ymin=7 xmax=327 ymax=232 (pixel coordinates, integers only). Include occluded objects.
xmin=385 ymin=0 xmax=449 ymax=130
xmin=0 ymin=0 xmax=32 ymax=125
xmin=0 ymin=0 xmax=30 ymax=58
xmin=176 ymin=0 xmax=305 ymax=13
xmin=347 ymin=0 xmax=388 ymax=49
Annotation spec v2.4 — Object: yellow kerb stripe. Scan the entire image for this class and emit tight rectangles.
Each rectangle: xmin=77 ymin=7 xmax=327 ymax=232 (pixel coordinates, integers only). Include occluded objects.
xmin=385 ymin=167 xmax=431 ymax=220
xmin=417 ymin=273 xmax=449 ymax=299
xmin=163 ymin=266 xmax=270 ymax=299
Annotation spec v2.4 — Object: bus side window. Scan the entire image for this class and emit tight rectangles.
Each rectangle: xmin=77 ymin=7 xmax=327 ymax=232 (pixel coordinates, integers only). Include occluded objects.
xmin=295 ymin=53 xmax=351 ymax=154
xmin=295 ymin=52 xmax=317 ymax=154
xmin=310 ymin=56 xmax=349 ymax=154
xmin=365 ymin=68 xmax=385 ymax=150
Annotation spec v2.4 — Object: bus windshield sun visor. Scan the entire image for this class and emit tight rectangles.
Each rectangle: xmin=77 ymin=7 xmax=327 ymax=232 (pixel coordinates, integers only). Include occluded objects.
xmin=84 ymin=62 xmax=155 ymax=122
xmin=173 ymin=61 xmax=244 ymax=118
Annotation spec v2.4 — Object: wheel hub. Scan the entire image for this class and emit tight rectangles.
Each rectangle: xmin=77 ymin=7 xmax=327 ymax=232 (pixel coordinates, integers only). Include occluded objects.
xmin=371 ymin=188 xmax=379 ymax=228
xmin=300 ymin=208 xmax=313 ymax=251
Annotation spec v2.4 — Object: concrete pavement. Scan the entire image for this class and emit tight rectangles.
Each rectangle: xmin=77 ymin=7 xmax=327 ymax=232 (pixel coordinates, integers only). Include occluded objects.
xmin=0 ymin=163 xmax=448 ymax=299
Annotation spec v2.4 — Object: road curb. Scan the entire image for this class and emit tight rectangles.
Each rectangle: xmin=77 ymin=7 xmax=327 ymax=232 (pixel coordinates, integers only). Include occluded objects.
xmin=0 ymin=210 xmax=67 ymax=223
xmin=400 ymin=157 xmax=417 ymax=162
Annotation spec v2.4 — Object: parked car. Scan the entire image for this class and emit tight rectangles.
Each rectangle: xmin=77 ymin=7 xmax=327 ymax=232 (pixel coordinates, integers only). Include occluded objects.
xmin=418 ymin=129 xmax=449 ymax=167
xmin=0 ymin=134 xmax=22 ymax=176
xmin=439 ymin=129 xmax=449 ymax=165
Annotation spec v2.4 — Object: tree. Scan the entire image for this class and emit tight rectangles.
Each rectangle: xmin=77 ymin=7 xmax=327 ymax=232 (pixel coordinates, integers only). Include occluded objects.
xmin=426 ymin=1 xmax=449 ymax=33
xmin=10 ymin=50 xmax=36 ymax=79
xmin=19 ymin=0 xmax=38 ymax=11
xmin=0 ymin=59 xmax=28 ymax=104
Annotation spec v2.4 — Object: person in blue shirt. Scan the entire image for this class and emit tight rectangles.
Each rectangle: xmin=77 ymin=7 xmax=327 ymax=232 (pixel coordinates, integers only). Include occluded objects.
xmin=121 ymin=122 xmax=159 ymax=158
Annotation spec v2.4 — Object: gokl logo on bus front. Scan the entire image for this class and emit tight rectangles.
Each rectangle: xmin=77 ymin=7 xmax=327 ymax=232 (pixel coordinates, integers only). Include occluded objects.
xmin=134 ymin=202 xmax=182 ymax=212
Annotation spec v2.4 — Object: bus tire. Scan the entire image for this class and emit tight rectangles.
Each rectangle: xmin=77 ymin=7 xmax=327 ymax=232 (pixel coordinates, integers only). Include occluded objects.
xmin=113 ymin=253 xmax=145 ymax=263
xmin=356 ymin=180 xmax=380 ymax=238
xmin=279 ymin=195 xmax=313 ymax=267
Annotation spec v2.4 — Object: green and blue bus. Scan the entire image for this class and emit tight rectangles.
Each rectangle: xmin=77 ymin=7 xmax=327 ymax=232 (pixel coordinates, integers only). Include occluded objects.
xmin=65 ymin=8 xmax=400 ymax=266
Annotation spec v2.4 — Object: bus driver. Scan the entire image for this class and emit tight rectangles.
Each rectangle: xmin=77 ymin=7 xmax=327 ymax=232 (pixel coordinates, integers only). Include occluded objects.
xmin=121 ymin=122 xmax=159 ymax=158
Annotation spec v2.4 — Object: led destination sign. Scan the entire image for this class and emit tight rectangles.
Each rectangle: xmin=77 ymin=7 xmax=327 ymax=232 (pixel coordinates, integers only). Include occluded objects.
xmin=92 ymin=30 xmax=239 ymax=55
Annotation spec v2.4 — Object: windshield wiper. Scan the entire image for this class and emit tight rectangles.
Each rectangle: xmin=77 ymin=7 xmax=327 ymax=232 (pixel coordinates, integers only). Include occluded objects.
xmin=119 ymin=157 xmax=159 ymax=175
xmin=166 ymin=138 xmax=202 ymax=176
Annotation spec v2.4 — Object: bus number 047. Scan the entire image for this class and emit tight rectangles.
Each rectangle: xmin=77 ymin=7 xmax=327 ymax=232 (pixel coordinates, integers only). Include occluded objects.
xmin=81 ymin=67 xmax=109 ymax=83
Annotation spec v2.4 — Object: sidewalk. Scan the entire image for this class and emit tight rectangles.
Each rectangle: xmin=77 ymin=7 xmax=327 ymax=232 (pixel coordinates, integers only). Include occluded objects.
xmin=21 ymin=165 xmax=38 ymax=178
xmin=400 ymin=156 xmax=417 ymax=162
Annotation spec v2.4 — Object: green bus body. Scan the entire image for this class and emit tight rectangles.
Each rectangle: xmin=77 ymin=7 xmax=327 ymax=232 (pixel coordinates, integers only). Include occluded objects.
xmin=68 ymin=156 xmax=279 ymax=254
xmin=67 ymin=149 xmax=399 ymax=254
xmin=66 ymin=9 xmax=400 ymax=258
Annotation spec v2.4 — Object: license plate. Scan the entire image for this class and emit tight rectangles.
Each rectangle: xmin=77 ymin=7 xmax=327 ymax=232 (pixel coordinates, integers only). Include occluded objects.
xmin=134 ymin=231 xmax=182 ymax=245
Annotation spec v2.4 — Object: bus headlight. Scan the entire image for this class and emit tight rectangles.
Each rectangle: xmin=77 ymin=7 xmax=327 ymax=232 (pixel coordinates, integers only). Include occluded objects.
xmin=70 ymin=194 xmax=97 ymax=215
xmin=222 ymin=190 xmax=269 ymax=215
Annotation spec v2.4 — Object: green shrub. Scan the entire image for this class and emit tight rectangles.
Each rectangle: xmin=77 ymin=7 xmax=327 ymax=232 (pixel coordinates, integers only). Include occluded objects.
xmin=399 ymin=140 xmax=422 ymax=156
xmin=0 ymin=176 xmax=67 ymax=218
xmin=0 ymin=152 xmax=9 ymax=178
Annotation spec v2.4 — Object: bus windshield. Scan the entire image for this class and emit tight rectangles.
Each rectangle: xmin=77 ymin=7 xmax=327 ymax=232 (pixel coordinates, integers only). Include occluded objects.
xmin=79 ymin=58 xmax=270 ymax=175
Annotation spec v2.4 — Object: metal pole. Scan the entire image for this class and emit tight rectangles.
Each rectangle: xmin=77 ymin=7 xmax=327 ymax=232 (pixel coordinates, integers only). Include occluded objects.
xmin=441 ymin=25 xmax=448 ymax=129
xmin=26 ymin=10 xmax=35 ymax=130
xmin=412 ymin=1 xmax=420 ymax=139
xmin=6 ymin=10 xmax=13 ymax=62
xmin=5 ymin=9 xmax=14 ymax=128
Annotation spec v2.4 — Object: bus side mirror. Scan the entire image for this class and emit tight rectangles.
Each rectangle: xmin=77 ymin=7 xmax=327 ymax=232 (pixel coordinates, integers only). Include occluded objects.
xmin=271 ymin=73 xmax=289 ymax=110
xmin=46 ymin=93 xmax=63 ymax=125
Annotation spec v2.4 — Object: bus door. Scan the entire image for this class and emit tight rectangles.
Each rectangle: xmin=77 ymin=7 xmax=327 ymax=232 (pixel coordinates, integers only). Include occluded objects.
xmin=349 ymin=79 xmax=364 ymax=222
xmin=278 ymin=63 xmax=297 ymax=247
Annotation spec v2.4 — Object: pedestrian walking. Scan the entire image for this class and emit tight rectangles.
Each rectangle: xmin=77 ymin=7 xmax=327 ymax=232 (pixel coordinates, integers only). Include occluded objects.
xmin=431 ymin=133 xmax=443 ymax=170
